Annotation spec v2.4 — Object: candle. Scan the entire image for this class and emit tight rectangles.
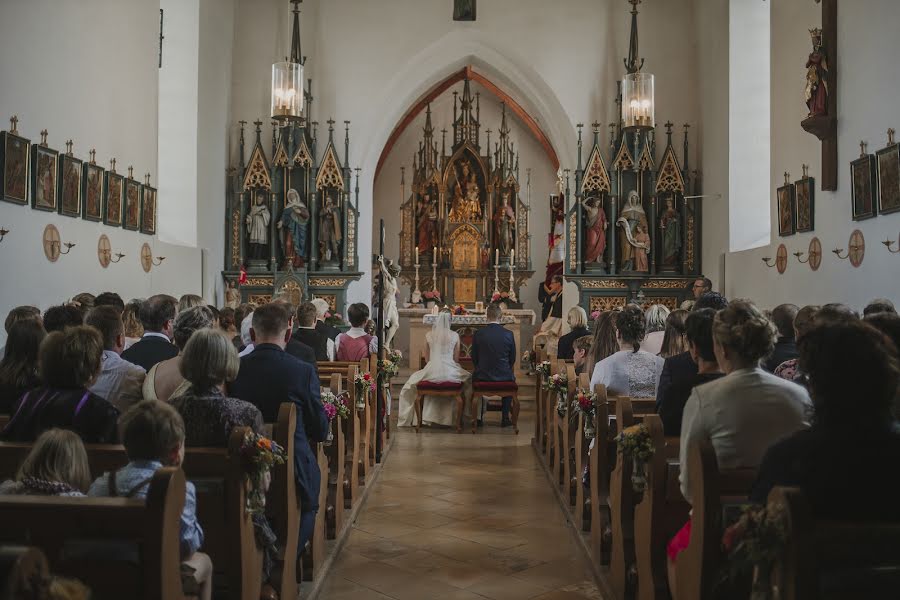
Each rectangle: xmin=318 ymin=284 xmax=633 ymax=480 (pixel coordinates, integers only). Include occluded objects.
xmin=415 ymin=246 xmax=419 ymax=265
xmin=510 ymin=249 xmax=515 ymax=265
xmin=433 ymin=246 xmax=437 ymax=258
xmin=495 ymin=249 xmax=499 ymax=265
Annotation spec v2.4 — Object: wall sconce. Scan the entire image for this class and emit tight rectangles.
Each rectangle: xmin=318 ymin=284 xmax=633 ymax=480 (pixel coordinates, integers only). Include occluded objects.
xmin=795 ymin=238 xmax=822 ymax=271
xmin=761 ymin=256 xmax=776 ymax=267
xmin=42 ymin=224 xmax=75 ymax=262
xmin=152 ymin=256 xmax=166 ymax=266
xmin=832 ymin=230 xmax=865 ymax=267
xmin=883 ymin=233 xmax=900 ymax=254
xmin=793 ymin=251 xmax=809 ymax=264
xmin=0 ymin=227 xmax=8 ymax=243
xmin=97 ymin=234 xmax=124 ymax=268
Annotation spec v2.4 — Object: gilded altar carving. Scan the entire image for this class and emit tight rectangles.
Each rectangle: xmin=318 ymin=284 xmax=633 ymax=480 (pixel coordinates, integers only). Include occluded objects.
xmin=655 ymin=145 xmax=685 ymax=193
xmin=248 ymin=294 xmax=272 ymax=305
xmin=231 ymin=210 xmax=241 ymax=268
xmin=272 ymin=141 xmax=289 ymax=168
xmin=638 ymin=143 xmax=655 ymax=171
xmin=450 ymin=224 xmax=480 ymax=270
xmin=309 ymin=277 xmax=349 ymax=287
xmin=613 ymin=139 xmax=635 ymax=171
xmin=686 ymin=214 xmax=695 ymax=269
xmin=346 ymin=206 xmax=356 ymax=264
xmin=276 ymin=280 xmax=303 ymax=306
xmin=313 ymin=294 xmax=336 ymax=311
xmin=315 ymin=145 xmax=343 ymax=190
xmin=569 ymin=212 xmax=578 ymax=271
xmin=292 ymin=138 xmax=313 ymax=167
xmin=589 ymin=296 xmax=628 ymax=312
xmin=582 ymin=145 xmax=611 ymax=194
xmin=642 ymin=280 xmax=689 ymax=289
xmin=643 ymin=296 xmax=679 ymax=310
xmin=244 ymin=278 xmax=273 ymax=287
xmin=580 ymin=279 xmax=629 ymax=289
xmin=242 ymin=145 xmax=272 ymax=191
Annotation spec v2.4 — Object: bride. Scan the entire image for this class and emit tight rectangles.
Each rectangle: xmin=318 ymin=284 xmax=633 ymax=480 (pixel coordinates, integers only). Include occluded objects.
xmin=398 ymin=311 xmax=473 ymax=427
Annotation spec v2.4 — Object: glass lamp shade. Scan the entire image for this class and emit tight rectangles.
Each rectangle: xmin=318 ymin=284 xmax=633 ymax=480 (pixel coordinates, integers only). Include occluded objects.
xmin=271 ymin=61 xmax=304 ymax=121
xmin=621 ymin=72 xmax=655 ymax=130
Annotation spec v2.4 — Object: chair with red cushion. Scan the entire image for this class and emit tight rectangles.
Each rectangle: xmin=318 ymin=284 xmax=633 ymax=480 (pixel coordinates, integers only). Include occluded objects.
xmin=472 ymin=381 xmax=520 ymax=434
xmin=415 ymin=380 xmax=465 ymax=434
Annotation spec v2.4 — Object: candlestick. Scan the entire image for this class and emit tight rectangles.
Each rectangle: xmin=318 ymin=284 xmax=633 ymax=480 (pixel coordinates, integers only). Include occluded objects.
xmin=493 ymin=263 xmax=501 ymax=297
xmin=411 ymin=263 xmax=422 ymax=304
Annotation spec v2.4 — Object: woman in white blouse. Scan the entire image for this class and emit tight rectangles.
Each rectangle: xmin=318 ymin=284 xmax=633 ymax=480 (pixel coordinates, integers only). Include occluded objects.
xmin=589 ymin=304 xmax=664 ymax=398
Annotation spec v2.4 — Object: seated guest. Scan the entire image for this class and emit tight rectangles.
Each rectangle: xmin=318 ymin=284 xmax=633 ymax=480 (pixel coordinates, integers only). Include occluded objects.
xmin=143 ymin=306 xmax=215 ymax=403
xmin=271 ymin=300 xmax=316 ymax=365
xmin=590 ymin=304 xmax=664 ymax=398
xmin=293 ymin=301 xmax=334 ymax=362
xmin=865 ymin=312 xmax=900 ymax=353
xmin=557 ymin=306 xmax=590 ymax=360
xmin=535 ymin=275 xmax=564 ymax=355
xmin=751 ymin=321 xmax=900 ymax=521
xmin=586 ymin=311 xmax=617 ymax=380
xmin=668 ymin=301 xmax=811 ymax=587
xmin=573 ymin=335 xmax=593 ymax=376
xmin=89 ymin=400 xmax=212 ymax=600
xmin=232 ymin=303 xmax=254 ymax=349
xmin=237 ymin=311 xmax=255 ymax=357
xmin=122 ymin=299 xmax=144 ymax=349
xmin=658 ymin=309 xmax=689 ymax=359
xmin=86 ymin=306 xmax=146 ymax=413
xmin=335 ymin=303 xmax=378 ymax=361
xmin=229 ymin=303 xmax=328 ymax=554
xmin=206 ymin=305 xmax=220 ymax=329
xmin=2 ymin=326 xmax=119 ymax=443
xmin=173 ymin=329 xmax=263 ymax=445
xmin=178 ymin=294 xmax=205 ymax=313
xmin=863 ymin=297 xmax=896 ymax=317
xmin=311 ymin=297 xmax=340 ymax=341
xmin=94 ymin=291 xmax=125 ymax=314
xmin=691 ymin=276 xmax=712 ymax=300
xmin=694 ymin=291 xmax=729 ymax=312
xmin=43 ymin=304 xmax=84 ymax=333
xmin=656 ymin=309 xmax=723 ymax=436
xmin=0 ymin=428 xmax=90 ymax=496
xmin=642 ymin=304 xmax=670 ymax=356
xmin=122 ymin=294 xmax=179 ymax=371
xmin=5 ymin=305 xmax=43 ymax=334
xmin=70 ymin=292 xmax=96 ymax=321
xmin=0 ymin=320 xmax=46 ymax=413
xmin=219 ymin=307 xmax=236 ymax=337
xmin=762 ymin=303 xmax=799 ymax=372
xmin=773 ymin=305 xmax=819 ymax=382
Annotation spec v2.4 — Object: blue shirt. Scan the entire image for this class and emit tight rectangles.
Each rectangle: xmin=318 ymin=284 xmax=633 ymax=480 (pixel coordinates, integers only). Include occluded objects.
xmin=88 ymin=459 xmax=203 ymax=557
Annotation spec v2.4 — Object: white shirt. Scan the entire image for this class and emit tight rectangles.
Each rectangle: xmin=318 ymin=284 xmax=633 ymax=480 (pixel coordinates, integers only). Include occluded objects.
xmin=334 ymin=327 xmax=378 ymax=355
xmin=678 ymin=367 xmax=811 ymax=504
xmin=298 ymin=325 xmax=335 ymax=361
xmin=589 ymin=349 xmax=664 ymax=399
xmin=89 ymin=350 xmax=146 ymax=413
xmin=141 ymin=332 xmax=171 ymax=342
xmin=238 ymin=343 xmax=255 ymax=358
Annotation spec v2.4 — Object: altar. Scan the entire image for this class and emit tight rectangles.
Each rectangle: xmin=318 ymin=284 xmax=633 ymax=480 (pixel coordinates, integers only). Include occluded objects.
xmin=399 ymin=308 xmax=535 ymax=378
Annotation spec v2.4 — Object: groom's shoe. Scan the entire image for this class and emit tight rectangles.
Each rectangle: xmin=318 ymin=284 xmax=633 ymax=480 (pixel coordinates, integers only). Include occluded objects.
xmin=501 ymin=415 xmax=512 ymax=428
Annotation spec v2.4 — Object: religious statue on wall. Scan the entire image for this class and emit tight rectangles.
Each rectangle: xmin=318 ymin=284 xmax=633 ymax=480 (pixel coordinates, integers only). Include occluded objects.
xmin=580 ymin=195 xmax=607 ymax=265
xmin=659 ymin=196 xmax=681 ymax=267
xmin=246 ymin=191 xmax=271 ymax=260
xmin=616 ymin=191 xmax=650 ymax=271
xmin=805 ymin=28 xmax=828 ymax=118
xmin=415 ymin=189 xmax=438 ymax=252
xmin=378 ymin=256 xmax=401 ymax=349
xmin=319 ymin=192 xmax=342 ymax=262
xmin=448 ymin=159 xmax=482 ymax=222
xmin=225 ymin=281 xmax=240 ymax=309
xmin=493 ymin=190 xmax=516 ymax=257
xmin=278 ymin=188 xmax=310 ymax=269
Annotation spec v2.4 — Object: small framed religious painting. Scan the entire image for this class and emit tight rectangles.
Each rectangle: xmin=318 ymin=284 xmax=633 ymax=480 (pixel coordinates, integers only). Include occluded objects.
xmin=1 ymin=129 xmax=30 ymax=205
xmin=140 ymin=184 xmax=157 ymax=235
xmin=82 ymin=161 xmax=104 ymax=222
xmin=474 ymin=301 xmax=484 ymax=312
xmin=794 ymin=175 xmax=815 ymax=233
xmin=57 ymin=153 xmax=83 ymax=218
xmin=850 ymin=152 xmax=878 ymax=221
xmin=104 ymin=170 xmax=124 ymax=227
xmin=123 ymin=178 xmax=141 ymax=231
xmin=31 ymin=142 xmax=59 ymax=212
xmin=776 ymin=182 xmax=796 ymax=236
xmin=876 ymin=142 xmax=900 ymax=215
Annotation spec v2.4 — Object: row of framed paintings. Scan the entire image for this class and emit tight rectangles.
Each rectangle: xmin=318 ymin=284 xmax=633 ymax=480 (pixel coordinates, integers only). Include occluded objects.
xmin=0 ymin=124 xmax=156 ymax=235
xmin=850 ymin=134 xmax=900 ymax=222
xmin=777 ymin=172 xmax=815 ymax=237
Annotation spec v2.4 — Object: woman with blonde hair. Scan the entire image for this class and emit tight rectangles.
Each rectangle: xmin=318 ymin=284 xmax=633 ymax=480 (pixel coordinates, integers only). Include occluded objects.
xmin=642 ymin=303 xmax=670 ymax=355
xmin=557 ymin=306 xmax=590 ymax=360
xmin=122 ymin=300 xmax=144 ymax=349
xmin=0 ymin=428 xmax=90 ymax=496
xmin=178 ymin=294 xmax=206 ymax=313
xmin=143 ymin=306 xmax=215 ymax=402
xmin=658 ymin=309 xmax=689 ymax=358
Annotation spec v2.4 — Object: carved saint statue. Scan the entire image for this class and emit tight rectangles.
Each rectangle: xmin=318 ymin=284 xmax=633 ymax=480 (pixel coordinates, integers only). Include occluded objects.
xmin=449 ymin=160 xmax=482 ymax=221
xmin=616 ymin=191 xmax=650 ymax=271
xmin=659 ymin=197 xmax=681 ymax=267
xmin=633 ymin=224 xmax=650 ymax=272
xmin=416 ymin=190 xmax=438 ymax=252
xmin=318 ymin=192 xmax=343 ymax=262
xmin=277 ymin=189 xmax=310 ymax=268
xmin=225 ymin=281 xmax=240 ymax=309
xmin=378 ymin=256 xmax=401 ymax=349
xmin=246 ymin=191 xmax=271 ymax=260
xmin=493 ymin=191 xmax=516 ymax=257
xmin=581 ymin=196 xmax=608 ymax=265
xmin=805 ymin=28 xmax=828 ymax=117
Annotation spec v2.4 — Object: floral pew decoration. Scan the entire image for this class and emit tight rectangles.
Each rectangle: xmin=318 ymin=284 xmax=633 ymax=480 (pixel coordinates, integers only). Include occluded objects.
xmin=240 ymin=431 xmax=287 ymax=515
xmin=546 ymin=372 xmax=569 ymax=416
xmin=721 ymin=502 xmax=787 ymax=600
xmin=571 ymin=388 xmax=598 ymax=439
xmin=615 ymin=424 xmax=655 ymax=494
xmin=353 ymin=371 xmax=376 ymax=410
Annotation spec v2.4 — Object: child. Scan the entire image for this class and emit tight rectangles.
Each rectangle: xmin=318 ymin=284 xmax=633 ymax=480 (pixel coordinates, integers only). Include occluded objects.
xmin=0 ymin=428 xmax=90 ymax=496
xmin=573 ymin=335 xmax=593 ymax=376
xmin=88 ymin=400 xmax=212 ymax=600
xmin=335 ymin=303 xmax=378 ymax=361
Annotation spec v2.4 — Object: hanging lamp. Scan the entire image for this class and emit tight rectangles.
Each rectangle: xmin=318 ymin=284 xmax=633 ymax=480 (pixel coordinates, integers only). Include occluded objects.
xmin=621 ymin=0 xmax=655 ymax=131
xmin=271 ymin=0 xmax=304 ymax=122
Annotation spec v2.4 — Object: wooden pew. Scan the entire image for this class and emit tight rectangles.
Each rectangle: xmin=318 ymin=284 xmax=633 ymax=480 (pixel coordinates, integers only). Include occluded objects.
xmin=301 ymin=440 xmax=329 ymax=583
xmin=264 ymin=403 xmax=299 ymax=599
xmin=770 ymin=486 xmax=900 ymax=600
xmin=0 ymin=468 xmax=187 ymax=600
xmin=0 ymin=546 xmax=51 ymax=597
xmin=534 ymin=347 xmax=547 ymax=454
xmin=574 ymin=373 xmax=591 ymax=532
xmin=343 ymin=364 xmax=362 ymax=509
xmin=549 ymin=359 xmax=564 ymax=489
xmin=634 ymin=415 xmax=689 ymax=600
xmin=562 ymin=364 xmax=578 ymax=506
xmin=589 ymin=384 xmax=614 ymax=566
xmin=325 ymin=373 xmax=346 ymax=539
xmin=674 ymin=438 xmax=758 ymax=600
xmin=609 ymin=397 xmax=638 ymax=599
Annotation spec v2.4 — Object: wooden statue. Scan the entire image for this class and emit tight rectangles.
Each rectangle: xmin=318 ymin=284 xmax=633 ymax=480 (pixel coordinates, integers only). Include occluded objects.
xmin=616 ymin=191 xmax=650 ymax=271
xmin=278 ymin=188 xmax=310 ymax=268
xmin=581 ymin=196 xmax=607 ymax=264
xmin=659 ymin=196 xmax=681 ymax=267
xmin=415 ymin=190 xmax=438 ymax=252
xmin=378 ymin=256 xmax=400 ymax=349
xmin=319 ymin=192 xmax=342 ymax=262
xmin=246 ymin=191 xmax=271 ymax=260
xmin=805 ymin=28 xmax=828 ymax=118
xmin=493 ymin=190 xmax=516 ymax=256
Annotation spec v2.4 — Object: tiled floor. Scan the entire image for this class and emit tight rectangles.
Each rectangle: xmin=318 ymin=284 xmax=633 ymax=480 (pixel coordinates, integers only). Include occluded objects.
xmin=319 ymin=409 xmax=604 ymax=600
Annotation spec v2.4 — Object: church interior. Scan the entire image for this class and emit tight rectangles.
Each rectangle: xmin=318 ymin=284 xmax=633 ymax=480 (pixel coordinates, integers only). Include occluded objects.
xmin=0 ymin=0 xmax=899 ymax=599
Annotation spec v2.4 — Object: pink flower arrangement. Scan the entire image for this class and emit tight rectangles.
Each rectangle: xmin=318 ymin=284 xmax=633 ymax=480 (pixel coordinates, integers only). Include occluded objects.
xmin=423 ymin=290 xmax=442 ymax=302
xmin=490 ymin=291 xmax=512 ymax=303
xmin=590 ymin=310 xmax=601 ymax=321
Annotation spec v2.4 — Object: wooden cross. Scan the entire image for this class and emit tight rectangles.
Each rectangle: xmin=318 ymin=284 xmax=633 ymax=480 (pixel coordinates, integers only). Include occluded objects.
xmin=888 ymin=128 xmax=896 ymax=146
xmin=802 ymin=164 xmax=809 ymax=178
xmin=39 ymin=130 xmax=48 ymax=145
xmin=65 ymin=140 xmax=73 ymax=155
xmin=9 ymin=115 xmax=18 ymax=134
xmin=89 ymin=149 xmax=96 ymax=164
xmin=784 ymin=171 xmax=791 ymax=185
xmin=110 ymin=158 xmax=117 ymax=173
xmin=859 ymin=140 xmax=868 ymax=157
xmin=128 ymin=165 xmax=134 ymax=179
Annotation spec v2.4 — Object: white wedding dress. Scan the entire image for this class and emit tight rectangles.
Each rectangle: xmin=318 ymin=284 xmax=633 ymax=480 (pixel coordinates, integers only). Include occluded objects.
xmin=398 ymin=313 xmax=473 ymax=427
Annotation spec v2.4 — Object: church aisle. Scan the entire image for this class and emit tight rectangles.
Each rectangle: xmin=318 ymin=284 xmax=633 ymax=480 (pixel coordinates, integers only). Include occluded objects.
xmin=320 ymin=411 xmax=603 ymax=600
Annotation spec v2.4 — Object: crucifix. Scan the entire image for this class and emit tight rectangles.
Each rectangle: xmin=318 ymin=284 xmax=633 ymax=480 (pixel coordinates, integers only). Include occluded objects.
xmin=89 ymin=149 xmax=96 ymax=165
xmin=110 ymin=158 xmax=117 ymax=173
xmin=65 ymin=140 xmax=73 ymax=155
xmin=40 ymin=130 xmax=48 ymax=146
xmin=9 ymin=115 xmax=18 ymax=134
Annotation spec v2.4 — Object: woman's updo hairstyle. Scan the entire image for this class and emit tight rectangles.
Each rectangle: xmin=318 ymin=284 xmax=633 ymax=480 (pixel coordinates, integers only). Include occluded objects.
xmin=712 ymin=300 xmax=776 ymax=365
xmin=615 ymin=304 xmax=646 ymax=353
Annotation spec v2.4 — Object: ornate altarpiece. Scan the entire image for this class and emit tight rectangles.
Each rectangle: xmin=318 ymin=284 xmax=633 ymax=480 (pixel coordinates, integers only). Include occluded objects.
xmin=222 ymin=113 xmax=361 ymax=312
xmin=398 ymin=79 xmax=534 ymax=306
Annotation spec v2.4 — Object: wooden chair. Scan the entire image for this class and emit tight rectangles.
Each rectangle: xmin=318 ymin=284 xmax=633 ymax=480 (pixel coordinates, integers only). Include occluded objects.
xmin=770 ymin=486 xmax=900 ymax=600
xmin=324 ymin=373 xmax=345 ymax=539
xmin=414 ymin=351 xmax=466 ymax=434
xmin=674 ymin=438 xmax=758 ymax=600
xmin=0 ymin=468 xmax=187 ymax=600
xmin=0 ymin=545 xmax=50 ymax=598
xmin=471 ymin=381 xmax=520 ymax=434
xmin=301 ymin=441 xmax=329 ymax=583
xmin=634 ymin=415 xmax=689 ymax=600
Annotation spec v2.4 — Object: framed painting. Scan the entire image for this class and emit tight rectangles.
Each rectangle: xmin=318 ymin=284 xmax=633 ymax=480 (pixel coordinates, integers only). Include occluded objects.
xmin=104 ymin=171 xmax=124 ymax=227
xmin=31 ymin=143 xmax=59 ymax=212
xmin=140 ymin=184 xmax=156 ymax=235
xmin=82 ymin=161 xmax=104 ymax=222
xmin=1 ymin=130 xmax=29 ymax=205
xmin=794 ymin=175 xmax=815 ymax=233
xmin=57 ymin=154 xmax=83 ymax=218
xmin=876 ymin=142 xmax=900 ymax=215
xmin=123 ymin=178 xmax=141 ymax=231
xmin=776 ymin=182 xmax=795 ymax=236
xmin=850 ymin=153 xmax=877 ymax=221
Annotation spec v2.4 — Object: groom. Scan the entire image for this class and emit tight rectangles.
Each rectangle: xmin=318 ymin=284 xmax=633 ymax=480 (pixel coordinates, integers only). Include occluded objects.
xmin=471 ymin=303 xmax=517 ymax=427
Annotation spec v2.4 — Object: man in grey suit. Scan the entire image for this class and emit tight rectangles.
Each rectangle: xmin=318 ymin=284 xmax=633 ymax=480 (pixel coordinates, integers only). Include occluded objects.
xmin=471 ymin=303 xmax=517 ymax=427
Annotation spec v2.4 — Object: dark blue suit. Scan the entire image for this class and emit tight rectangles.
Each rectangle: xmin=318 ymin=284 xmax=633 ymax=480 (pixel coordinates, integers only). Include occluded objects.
xmin=228 ymin=343 xmax=328 ymax=550
xmin=471 ymin=322 xmax=516 ymax=420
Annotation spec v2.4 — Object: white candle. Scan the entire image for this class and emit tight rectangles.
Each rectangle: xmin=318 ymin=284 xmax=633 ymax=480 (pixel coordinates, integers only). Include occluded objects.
xmin=415 ymin=246 xmax=419 ymax=265
xmin=510 ymin=249 xmax=515 ymax=265
xmin=433 ymin=246 xmax=437 ymax=258
xmin=495 ymin=248 xmax=499 ymax=265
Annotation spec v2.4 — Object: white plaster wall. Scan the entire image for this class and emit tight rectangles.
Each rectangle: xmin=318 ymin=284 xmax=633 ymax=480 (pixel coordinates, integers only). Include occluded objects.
xmin=230 ymin=0 xmax=701 ymax=306
xmin=0 ymin=0 xmax=202 ymax=347
xmin=699 ymin=0 xmax=900 ymax=310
